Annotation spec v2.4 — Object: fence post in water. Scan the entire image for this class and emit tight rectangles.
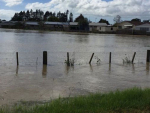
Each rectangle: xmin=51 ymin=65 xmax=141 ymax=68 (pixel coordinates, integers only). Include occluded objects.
xmin=67 ymin=52 xmax=70 ymax=66
xmin=89 ymin=53 xmax=94 ymax=64
xmin=109 ymin=52 xmax=111 ymax=64
xmin=43 ymin=51 xmax=47 ymax=65
xmin=132 ymin=52 xmax=136 ymax=63
xmin=16 ymin=52 xmax=19 ymax=66
xmin=147 ymin=50 xmax=150 ymax=62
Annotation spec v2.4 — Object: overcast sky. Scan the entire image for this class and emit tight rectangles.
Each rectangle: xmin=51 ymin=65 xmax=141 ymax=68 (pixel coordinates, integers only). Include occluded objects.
xmin=0 ymin=0 xmax=150 ymax=24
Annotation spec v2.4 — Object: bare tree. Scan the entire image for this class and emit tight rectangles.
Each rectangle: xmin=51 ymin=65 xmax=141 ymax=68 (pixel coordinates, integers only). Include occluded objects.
xmin=114 ymin=15 xmax=121 ymax=23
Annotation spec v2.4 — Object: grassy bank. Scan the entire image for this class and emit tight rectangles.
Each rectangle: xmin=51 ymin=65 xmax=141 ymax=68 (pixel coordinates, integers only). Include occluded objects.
xmin=1 ymin=88 xmax=150 ymax=113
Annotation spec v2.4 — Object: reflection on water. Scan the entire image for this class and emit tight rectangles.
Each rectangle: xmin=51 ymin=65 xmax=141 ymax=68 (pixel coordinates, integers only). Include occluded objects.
xmin=42 ymin=65 xmax=47 ymax=77
xmin=65 ymin=65 xmax=74 ymax=75
xmin=109 ymin=64 xmax=111 ymax=72
xmin=132 ymin=64 xmax=135 ymax=74
xmin=89 ymin=64 xmax=93 ymax=72
xmin=16 ymin=66 xmax=19 ymax=76
xmin=146 ymin=63 xmax=149 ymax=75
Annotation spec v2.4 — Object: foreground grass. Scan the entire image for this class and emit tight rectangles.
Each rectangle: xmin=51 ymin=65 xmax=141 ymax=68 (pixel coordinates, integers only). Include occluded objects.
xmin=1 ymin=88 xmax=150 ymax=113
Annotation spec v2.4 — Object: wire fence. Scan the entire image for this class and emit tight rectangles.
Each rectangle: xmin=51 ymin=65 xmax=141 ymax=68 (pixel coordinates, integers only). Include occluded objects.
xmin=0 ymin=51 xmax=148 ymax=66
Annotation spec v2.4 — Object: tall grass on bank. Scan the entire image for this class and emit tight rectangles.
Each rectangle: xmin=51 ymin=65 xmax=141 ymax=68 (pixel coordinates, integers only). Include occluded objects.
xmin=1 ymin=88 xmax=150 ymax=113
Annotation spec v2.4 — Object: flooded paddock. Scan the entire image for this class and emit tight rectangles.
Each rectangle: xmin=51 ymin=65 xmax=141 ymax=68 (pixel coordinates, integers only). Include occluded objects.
xmin=0 ymin=28 xmax=150 ymax=106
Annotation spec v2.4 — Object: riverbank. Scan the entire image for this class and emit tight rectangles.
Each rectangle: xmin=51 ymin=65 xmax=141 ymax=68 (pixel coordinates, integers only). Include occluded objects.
xmin=1 ymin=88 xmax=150 ymax=113
xmin=1 ymin=27 xmax=150 ymax=36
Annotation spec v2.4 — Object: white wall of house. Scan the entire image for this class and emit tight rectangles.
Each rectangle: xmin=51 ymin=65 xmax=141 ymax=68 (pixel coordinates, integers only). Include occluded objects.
xmin=100 ymin=26 xmax=117 ymax=32
xmin=89 ymin=23 xmax=107 ymax=31
xmin=135 ymin=23 xmax=150 ymax=32
xmin=89 ymin=26 xmax=117 ymax=32
xmin=117 ymin=22 xmax=134 ymax=29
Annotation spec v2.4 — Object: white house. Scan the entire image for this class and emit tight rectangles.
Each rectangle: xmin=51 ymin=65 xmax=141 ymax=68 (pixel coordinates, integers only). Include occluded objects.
xmin=116 ymin=21 xmax=142 ymax=30
xmin=99 ymin=26 xmax=117 ymax=32
xmin=89 ymin=23 xmax=107 ymax=31
xmin=89 ymin=23 xmax=117 ymax=32
xmin=134 ymin=23 xmax=150 ymax=32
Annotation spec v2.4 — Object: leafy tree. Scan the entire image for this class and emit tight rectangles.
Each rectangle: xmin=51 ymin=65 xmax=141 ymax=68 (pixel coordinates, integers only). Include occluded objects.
xmin=11 ymin=13 xmax=22 ymax=21
xmin=52 ymin=12 xmax=56 ymax=17
xmin=114 ymin=15 xmax=121 ymax=23
xmin=19 ymin=11 xmax=24 ymax=17
xmin=44 ymin=11 xmax=50 ymax=21
xmin=69 ymin=12 xmax=73 ymax=22
xmin=75 ymin=14 xmax=89 ymax=31
xmin=26 ymin=10 xmax=29 ymax=14
xmin=75 ymin=14 xmax=84 ymax=22
xmin=131 ymin=18 xmax=141 ymax=22
xmin=99 ymin=19 xmax=110 ymax=25
xmin=48 ymin=16 xmax=59 ymax=22
xmin=59 ymin=13 xmax=67 ymax=22
xmin=66 ymin=10 xmax=69 ymax=21
xmin=14 ymin=22 xmax=24 ymax=29
xmin=0 ymin=19 xmax=1 ymax=23
xmin=38 ymin=21 xmax=45 ymax=29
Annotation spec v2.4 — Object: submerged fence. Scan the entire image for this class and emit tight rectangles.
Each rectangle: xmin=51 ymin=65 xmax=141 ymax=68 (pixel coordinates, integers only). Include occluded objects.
xmin=4 ymin=50 xmax=150 ymax=66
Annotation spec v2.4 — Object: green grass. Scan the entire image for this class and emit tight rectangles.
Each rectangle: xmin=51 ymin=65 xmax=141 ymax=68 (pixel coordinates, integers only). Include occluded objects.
xmin=1 ymin=88 xmax=150 ymax=113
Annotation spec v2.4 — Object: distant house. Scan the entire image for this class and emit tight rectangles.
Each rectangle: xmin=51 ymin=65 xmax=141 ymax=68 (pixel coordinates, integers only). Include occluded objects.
xmin=99 ymin=26 xmax=117 ymax=32
xmin=69 ymin=22 xmax=79 ymax=30
xmin=89 ymin=23 xmax=117 ymax=32
xmin=116 ymin=21 xmax=142 ymax=30
xmin=89 ymin=23 xmax=107 ymax=31
xmin=44 ymin=22 xmax=69 ymax=31
xmin=0 ymin=21 xmax=16 ymax=28
xmin=134 ymin=23 xmax=150 ymax=32
xmin=25 ymin=22 xmax=39 ymax=29
xmin=116 ymin=21 xmax=150 ymax=35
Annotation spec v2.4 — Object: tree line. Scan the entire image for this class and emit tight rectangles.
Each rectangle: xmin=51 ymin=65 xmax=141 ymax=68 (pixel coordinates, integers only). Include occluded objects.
xmin=11 ymin=9 xmax=73 ymax=22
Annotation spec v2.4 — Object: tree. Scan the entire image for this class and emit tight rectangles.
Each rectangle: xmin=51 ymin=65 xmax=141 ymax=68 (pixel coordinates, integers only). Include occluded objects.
xmin=69 ymin=12 xmax=73 ymax=22
xmin=48 ymin=16 xmax=59 ymax=22
xmin=44 ymin=11 xmax=50 ymax=21
xmin=38 ymin=21 xmax=45 ymax=29
xmin=113 ymin=15 xmax=121 ymax=23
xmin=14 ymin=22 xmax=24 ymax=29
xmin=74 ymin=14 xmax=84 ymax=22
xmin=75 ymin=14 xmax=89 ymax=31
xmin=131 ymin=18 xmax=141 ymax=22
xmin=0 ymin=19 xmax=1 ymax=23
xmin=59 ymin=13 xmax=67 ymax=22
xmin=66 ymin=10 xmax=69 ymax=21
xmin=99 ymin=18 xmax=110 ymax=25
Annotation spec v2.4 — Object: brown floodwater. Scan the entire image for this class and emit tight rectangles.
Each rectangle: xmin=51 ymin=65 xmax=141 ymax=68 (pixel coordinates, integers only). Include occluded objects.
xmin=0 ymin=28 xmax=150 ymax=106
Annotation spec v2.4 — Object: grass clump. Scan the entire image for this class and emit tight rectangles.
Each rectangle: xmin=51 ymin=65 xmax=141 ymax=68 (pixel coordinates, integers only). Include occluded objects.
xmin=1 ymin=88 xmax=150 ymax=113
xmin=122 ymin=57 xmax=132 ymax=64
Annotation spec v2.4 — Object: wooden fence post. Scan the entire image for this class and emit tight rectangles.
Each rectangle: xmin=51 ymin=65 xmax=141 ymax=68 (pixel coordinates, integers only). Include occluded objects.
xmin=89 ymin=53 xmax=94 ymax=64
xmin=67 ymin=52 xmax=70 ymax=66
xmin=16 ymin=52 xmax=19 ymax=65
xmin=132 ymin=52 xmax=136 ymax=63
xmin=109 ymin=52 xmax=111 ymax=64
xmin=43 ymin=51 xmax=47 ymax=65
xmin=147 ymin=50 xmax=150 ymax=62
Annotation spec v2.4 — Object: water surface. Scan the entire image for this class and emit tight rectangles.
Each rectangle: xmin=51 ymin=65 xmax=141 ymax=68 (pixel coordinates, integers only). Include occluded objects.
xmin=0 ymin=28 xmax=150 ymax=106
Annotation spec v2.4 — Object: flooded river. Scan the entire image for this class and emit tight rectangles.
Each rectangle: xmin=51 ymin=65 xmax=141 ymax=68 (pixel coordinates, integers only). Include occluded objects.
xmin=0 ymin=28 xmax=150 ymax=106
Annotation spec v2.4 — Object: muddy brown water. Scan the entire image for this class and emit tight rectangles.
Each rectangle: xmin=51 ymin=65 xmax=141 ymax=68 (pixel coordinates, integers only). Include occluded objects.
xmin=0 ymin=28 xmax=150 ymax=106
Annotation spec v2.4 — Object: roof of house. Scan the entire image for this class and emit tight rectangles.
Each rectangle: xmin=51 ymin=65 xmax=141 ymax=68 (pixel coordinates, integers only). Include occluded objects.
xmin=0 ymin=21 xmax=15 ymax=25
xmin=118 ymin=21 xmax=150 ymax=26
xmin=25 ymin=22 xmax=39 ymax=25
xmin=127 ymin=21 xmax=143 ymax=26
xmin=135 ymin=23 xmax=150 ymax=27
xmin=44 ymin=22 xmax=69 ymax=25
xmin=70 ymin=22 xmax=78 ymax=25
